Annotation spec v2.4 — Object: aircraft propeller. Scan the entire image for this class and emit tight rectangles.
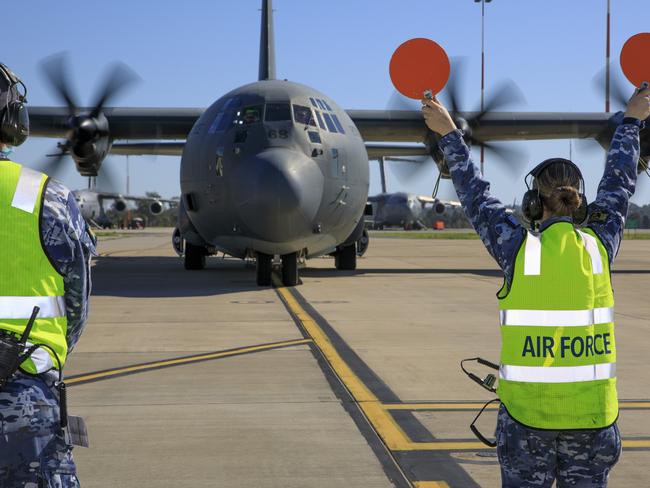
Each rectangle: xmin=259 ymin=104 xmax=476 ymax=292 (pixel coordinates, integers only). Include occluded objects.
xmin=37 ymin=52 xmax=138 ymax=189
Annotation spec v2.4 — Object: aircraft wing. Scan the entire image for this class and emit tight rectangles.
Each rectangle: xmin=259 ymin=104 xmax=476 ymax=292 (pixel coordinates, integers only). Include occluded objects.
xmin=346 ymin=110 xmax=612 ymax=143
xmin=29 ymin=107 xmax=202 ymax=140
xmin=30 ymin=106 xmax=612 ymax=144
xmin=93 ymin=191 xmax=177 ymax=205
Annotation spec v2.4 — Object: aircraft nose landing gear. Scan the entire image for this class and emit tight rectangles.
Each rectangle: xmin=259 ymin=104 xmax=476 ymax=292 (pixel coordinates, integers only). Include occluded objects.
xmin=281 ymin=252 xmax=299 ymax=287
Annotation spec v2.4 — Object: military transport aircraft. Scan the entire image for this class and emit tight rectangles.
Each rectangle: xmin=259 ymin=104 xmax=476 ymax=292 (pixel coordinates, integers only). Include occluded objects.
xmin=367 ymin=192 xmax=460 ymax=230
xmin=26 ymin=0 xmax=649 ymax=286
xmin=73 ymin=188 xmax=176 ymax=228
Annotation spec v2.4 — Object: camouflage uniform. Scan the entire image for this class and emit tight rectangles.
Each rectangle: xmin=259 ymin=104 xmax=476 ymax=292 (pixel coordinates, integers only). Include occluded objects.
xmin=0 ymin=168 xmax=96 ymax=488
xmin=438 ymin=115 xmax=640 ymax=487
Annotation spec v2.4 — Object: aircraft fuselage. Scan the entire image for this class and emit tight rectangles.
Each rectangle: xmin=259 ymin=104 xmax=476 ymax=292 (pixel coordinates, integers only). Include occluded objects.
xmin=180 ymin=80 xmax=369 ymax=259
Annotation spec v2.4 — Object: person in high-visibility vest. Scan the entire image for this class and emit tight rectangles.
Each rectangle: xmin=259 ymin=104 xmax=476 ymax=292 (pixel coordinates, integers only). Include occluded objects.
xmin=0 ymin=63 xmax=96 ymax=487
xmin=422 ymin=85 xmax=650 ymax=487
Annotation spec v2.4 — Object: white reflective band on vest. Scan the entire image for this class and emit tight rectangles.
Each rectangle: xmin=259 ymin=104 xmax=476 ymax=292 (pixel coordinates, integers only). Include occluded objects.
xmin=524 ymin=233 xmax=541 ymax=275
xmin=500 ymin=307 xmax=614 ymax=327
xmin=500 ymin=363 xmax=616 ymax=383
xmin=11 ymin=166 xmax=42 ymax=213
xmin=576 ymin=230 xmax=603 ymax=274
xmin=523 ymin=230 xmax=604 ymax=276
xmin=25 ymin=342 xmax=55 ymax=372
xmin=0 ymin=296 xmax=66 ymax=319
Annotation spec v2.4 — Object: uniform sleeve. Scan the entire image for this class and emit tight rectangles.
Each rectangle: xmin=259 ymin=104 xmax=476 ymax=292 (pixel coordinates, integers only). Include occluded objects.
xmin=41 ymin=180 xmax=97 ymax=352
xmin=586 ymin=120 xmax=640 ymax=264
xmin=438 ymin=130 xmax=526 ymax=284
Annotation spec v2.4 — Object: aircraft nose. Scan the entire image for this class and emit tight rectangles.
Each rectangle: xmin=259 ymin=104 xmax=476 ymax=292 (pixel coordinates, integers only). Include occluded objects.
xmin=234 ymin=148 xmax=324 ymax=242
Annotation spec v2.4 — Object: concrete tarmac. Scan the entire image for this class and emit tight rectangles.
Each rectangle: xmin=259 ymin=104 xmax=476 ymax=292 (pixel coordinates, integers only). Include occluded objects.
xmin=66 ymin=229 xmax=650 ymax=487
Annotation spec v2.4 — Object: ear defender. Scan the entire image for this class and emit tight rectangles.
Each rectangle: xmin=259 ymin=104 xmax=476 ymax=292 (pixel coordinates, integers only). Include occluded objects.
xmin=522 ymin=187 xmax=544 ymax=224
xmin=0 ymin=63 xmax=29 ymax=147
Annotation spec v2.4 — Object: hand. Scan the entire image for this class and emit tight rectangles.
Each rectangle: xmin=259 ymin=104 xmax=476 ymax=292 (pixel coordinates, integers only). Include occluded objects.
xmin=625 ymin=86 xmax=650 ymax=121
xmin=421 ymin=96 xmax=457 ymax=136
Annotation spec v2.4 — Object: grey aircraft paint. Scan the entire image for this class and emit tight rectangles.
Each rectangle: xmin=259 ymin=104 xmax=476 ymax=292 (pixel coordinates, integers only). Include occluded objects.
xmin=180 ymin=81 xmax=369 ymax=260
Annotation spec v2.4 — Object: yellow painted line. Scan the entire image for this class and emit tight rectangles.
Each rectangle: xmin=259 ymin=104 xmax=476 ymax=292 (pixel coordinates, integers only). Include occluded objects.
xmin=385 ymin=403 xmax=499 ymax=411
xmin=385 ymin=402 xmax=650 ymax=411
xmin=67 ymin=338 xmax=312 ymax=385
xmin=414 ymin=482 xmax=451 ymax=488
xmin=275 ymin=278 xmax=413 ymax=451
xmin=622 ymin=440 xmax=650 ymax=448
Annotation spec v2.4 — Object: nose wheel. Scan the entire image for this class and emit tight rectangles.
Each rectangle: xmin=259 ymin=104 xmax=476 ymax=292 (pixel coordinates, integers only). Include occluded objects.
xmin=256 ymin=252 xmax=273 ymax=286
xmin=184 ymin=243 xmax=206 ymax=270
xmin=335 ymin=244 xmax=357 ymax=270
xmin=281 ymin=252 xmax=299 ymax=287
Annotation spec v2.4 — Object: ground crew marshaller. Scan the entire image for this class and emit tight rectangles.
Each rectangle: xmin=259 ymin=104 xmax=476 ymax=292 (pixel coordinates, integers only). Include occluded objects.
xmin=422 ymin=86 xmax=650 ymax=487
xmin=0 ymin=62 xmax=96 ymax=487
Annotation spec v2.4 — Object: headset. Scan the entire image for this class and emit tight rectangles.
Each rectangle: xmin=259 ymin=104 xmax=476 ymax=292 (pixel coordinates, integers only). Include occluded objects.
xmin=521 ymin=158 xmax=588 ymax=227
xmin=0 ymin=63 xmax=29 ymax=147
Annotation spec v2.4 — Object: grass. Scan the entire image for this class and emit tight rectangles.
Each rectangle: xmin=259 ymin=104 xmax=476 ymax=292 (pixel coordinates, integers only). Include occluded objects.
xmin=370 ymin=231 xmax=480 ymax=240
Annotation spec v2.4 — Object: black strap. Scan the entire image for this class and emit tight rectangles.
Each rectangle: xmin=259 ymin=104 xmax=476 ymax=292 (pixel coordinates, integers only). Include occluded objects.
xmin=470 ymin=398 xmax=501 ymax=448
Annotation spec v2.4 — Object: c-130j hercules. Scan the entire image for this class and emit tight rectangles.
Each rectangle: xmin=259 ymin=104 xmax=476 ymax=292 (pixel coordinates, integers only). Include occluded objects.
xmin=27 ymin=1 xmax=649 ymax=286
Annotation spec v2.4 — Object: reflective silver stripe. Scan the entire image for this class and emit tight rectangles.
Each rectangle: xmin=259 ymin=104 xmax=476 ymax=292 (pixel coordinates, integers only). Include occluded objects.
xmin=523 ymin=232 xmax=541 ymax=275
xmin=577 ymin=230 xmax=603 ymax=274
xmin=0 ymin=296 xmax=66 ymax=318
xmin=25 ymin=342 xmax=55 ymax=372
xmin=500 ymin=363 xmax=616 ymax=383
xmin=11 ymin=166 xmax=43 ymax=213
xmin=500 ymin=307 xmax=614 ymax=326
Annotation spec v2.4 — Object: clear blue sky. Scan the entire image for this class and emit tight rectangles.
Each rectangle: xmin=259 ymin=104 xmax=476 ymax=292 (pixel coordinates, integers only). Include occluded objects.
xmin=5 ymin=0 xmax=649 ymax=204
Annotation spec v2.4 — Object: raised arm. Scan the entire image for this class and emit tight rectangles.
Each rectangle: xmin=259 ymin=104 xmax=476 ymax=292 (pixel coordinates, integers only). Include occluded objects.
xmin=587 ymin=88 xmax=650 ymax=263
xmin=422 ymin=97 xmax=525 ymax=279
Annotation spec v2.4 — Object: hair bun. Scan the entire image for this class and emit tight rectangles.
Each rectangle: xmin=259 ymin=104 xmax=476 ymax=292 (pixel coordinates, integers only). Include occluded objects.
xmin=555 ymin=186 xmax=581 ymax=209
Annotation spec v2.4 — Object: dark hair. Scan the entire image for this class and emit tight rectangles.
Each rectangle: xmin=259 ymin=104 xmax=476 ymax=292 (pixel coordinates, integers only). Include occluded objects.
xmin=533 ymin=161 xmax=582 ymax=217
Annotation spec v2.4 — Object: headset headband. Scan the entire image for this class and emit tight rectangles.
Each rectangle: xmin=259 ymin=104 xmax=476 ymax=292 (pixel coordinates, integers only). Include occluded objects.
xmin=525 ymin=158 xmax=584 ymax=192
xmin=0 ymin=63 xmax=27 ymax=104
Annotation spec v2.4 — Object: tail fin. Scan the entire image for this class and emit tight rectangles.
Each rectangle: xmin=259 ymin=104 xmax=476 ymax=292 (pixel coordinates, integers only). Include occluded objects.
xmin=258 ymin=0 xmax=276 ymax=80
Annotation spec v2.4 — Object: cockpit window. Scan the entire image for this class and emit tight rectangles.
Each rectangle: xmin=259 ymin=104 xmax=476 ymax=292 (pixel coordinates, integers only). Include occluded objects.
xmin=293 ymin=105 xmax=316 ymax=126
xmin=265 ymin=103 xmax=291 ymax=121
xmin=234 ymin=105 xmax=263 ymax=125
xmin=322 ymin=113 xmax=337 ymax=133
xmin=315 ymin=111 xmax=326 ymax=130
xmin=316 ymin=99 xmax=327 ymax=111
xmin=309 ymin=97 xmax=318 ymax=108
xmin=322 ymin=100 xmax=333 ymax=111
xmin=222 ymin=96 xmax=242 ymax=111
xmin=331 ymin=114 xmax=346 ymax=134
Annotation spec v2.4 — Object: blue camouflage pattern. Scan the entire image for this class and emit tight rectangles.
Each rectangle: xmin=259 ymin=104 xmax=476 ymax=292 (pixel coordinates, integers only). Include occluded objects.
xmin=42 ymin=177 xmax=97 ymax=352
xmin=496 ymin=405 xmax=621 ymax=488
xmin=0 ymin=166 xmax=93 ymax=487
xmin=438 ymin=118 xmax=640 ymax=287
xmin=0 ymin=373 xmax=79 ymax=487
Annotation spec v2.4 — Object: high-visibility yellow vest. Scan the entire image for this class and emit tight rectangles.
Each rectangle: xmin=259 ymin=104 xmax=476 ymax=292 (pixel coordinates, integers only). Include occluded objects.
xmin=497 ymin=222 xmax=617 ymax=429
xmin=0 ymin=160 xmax=68 ymax=373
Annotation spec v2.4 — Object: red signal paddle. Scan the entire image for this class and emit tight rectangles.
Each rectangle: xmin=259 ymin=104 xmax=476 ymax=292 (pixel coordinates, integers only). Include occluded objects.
xmin=389 ymin=38 xmax=450 ymax=100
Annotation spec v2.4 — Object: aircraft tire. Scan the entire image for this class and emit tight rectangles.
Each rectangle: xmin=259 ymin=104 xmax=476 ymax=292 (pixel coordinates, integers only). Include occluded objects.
xmin=184 ymin=243 xmax=206 ymax=270
xmin=281 ymin=252 xmax=299 ymax=287
xmin=256 ymin=252 xmax=273 ymax=286
xmin=335 ymin=244 xmax=356 ymax=270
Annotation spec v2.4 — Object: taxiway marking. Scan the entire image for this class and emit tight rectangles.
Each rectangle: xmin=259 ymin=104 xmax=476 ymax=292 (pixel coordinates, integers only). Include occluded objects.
xmin=384 ymin=401 xmax=650 ymax=411
xmin=413 ymin=482 xmax=451 ymax=488
xmin=67 ymin=338 xmax=312 ymax=386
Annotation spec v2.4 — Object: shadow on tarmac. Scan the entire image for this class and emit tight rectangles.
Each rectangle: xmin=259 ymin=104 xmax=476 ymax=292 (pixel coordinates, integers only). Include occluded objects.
xmin=93 ymin=256 xmax=261 ymax=297
xmin=93 ymin=255 xmax=650 ymax=298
